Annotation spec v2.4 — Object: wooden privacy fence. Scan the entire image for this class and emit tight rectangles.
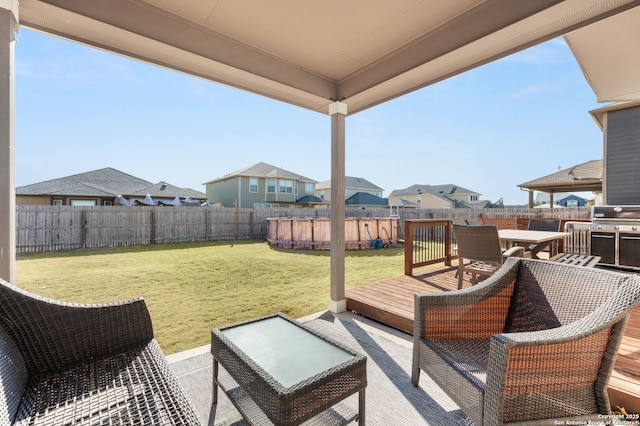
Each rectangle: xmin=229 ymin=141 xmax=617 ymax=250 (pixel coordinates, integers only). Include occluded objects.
xmin=16 ymin=205 xmax=591 ymax=253
xmin=16 ymin=206 xmax=267 ymax=253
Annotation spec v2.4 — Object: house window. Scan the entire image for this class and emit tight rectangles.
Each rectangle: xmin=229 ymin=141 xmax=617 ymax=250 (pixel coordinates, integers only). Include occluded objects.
xmin=305 ymin=183 xmax=314 ymax=194
xmin=71 ymin=200 xmax=96 ymax=206
xmin=104 ymin=200 xmax=113 ymax=206
xmin=53 ymin=199 xmax=62 ymax=206
xmin=470 ymin=195 xmax=478 ymax=201
xmin=249 ymin=178 xmax=258 ymax=193
xmin=320 ymin=191 xmax=325 ymax=200
xmin=417 ymin=196 xmax=422 ymax=204
xmin=566 ymin=200 xmax=578 ymax=207
xmin=279 ymin=180 xmax=293 ymax=194
xmin=267 ymin=179 xmax=276 ymax=193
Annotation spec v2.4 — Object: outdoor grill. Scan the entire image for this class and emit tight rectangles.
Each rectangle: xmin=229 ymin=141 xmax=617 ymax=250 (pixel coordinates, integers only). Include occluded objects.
xmin=590 ymin=205 xmax=640 ymax=269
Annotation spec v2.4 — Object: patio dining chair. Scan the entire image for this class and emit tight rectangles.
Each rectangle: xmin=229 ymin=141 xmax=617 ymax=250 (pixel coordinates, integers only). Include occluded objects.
xmin=453 ymin=224 xmax=525 ymax=289
xmin=412 ymin=258 xmax=640 ymax=425
xmin=527 ymin=218 xmax=562 ymax=256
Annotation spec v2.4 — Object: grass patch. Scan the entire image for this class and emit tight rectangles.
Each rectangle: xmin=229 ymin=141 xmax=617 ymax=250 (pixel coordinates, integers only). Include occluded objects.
xmin=16 ymin=240 xmax=405 ymax=354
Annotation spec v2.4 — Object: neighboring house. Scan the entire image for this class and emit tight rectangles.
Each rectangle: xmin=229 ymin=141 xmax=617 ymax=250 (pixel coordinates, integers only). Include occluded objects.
xmin=16 ymin=167 xmax=207 ymax=206
xmin=203 ymin=162 xmax=320 ymax=208
xmin=315 ymin=176 xmax=384 ymax=202
xmin=388 ymin=184 xmax=482 ymax=209
xmin=535 ymin=192 xmax=589 ymax=207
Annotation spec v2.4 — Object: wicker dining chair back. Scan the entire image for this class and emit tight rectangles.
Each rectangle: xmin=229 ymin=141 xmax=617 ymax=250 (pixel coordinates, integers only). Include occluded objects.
xmin=453 ymin=224 xmax=524 ymax=289
xmin=528 ymin=218 xmax=561 ymax=232
xmin=0 ymin=277 xmax=204 ymax=425
xmin=526 ymin=219 xmax=562 ymax=255
xmin=453 ymin=224 xmax=503 ymax=264
xmin=412 ymin=258 xmax=640 ymax=425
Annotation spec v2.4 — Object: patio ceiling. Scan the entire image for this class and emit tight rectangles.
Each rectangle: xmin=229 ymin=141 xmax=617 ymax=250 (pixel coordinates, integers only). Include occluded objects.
xmin=565 ymin=5 xmax=640 ymax=103
xmin=16 ymin=0 xmax=640 ymax=115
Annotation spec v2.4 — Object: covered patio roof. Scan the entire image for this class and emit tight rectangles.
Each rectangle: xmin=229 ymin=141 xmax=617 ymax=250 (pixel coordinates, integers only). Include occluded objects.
xmin=2 ymin=0 xmax=640 ymax=310
xmin=14 ymin=0 xmax=640 ymax=115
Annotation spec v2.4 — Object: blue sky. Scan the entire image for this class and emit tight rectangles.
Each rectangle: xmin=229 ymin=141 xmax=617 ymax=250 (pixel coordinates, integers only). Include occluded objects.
xmin=15 ymin=28 xmax=604 ymax=205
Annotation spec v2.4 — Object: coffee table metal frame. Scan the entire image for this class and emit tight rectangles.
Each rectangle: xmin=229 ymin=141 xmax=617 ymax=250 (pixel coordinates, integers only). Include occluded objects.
xmin=211 ymin=313 xmax=367 ymax=426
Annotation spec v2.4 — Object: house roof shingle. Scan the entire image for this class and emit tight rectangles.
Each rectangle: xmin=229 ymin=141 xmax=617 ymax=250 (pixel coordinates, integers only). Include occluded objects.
xmin=518 ymin=160 xmax=602 ymax=192
xmin=430 ymin=184 xmax=478 ymax=196
xmin=345 ymin=192 xmax=388 ymax=206
xmin=316 ymin=176 xmax=383 ymax=192
xmin=389 ymin=184 xmax=452 ymax=204
xmin=204 ymin=162 xmax=316 ymax=185
xmin=16 ymin=167 xmax=206 ymax=199
xmin=296 ymin=195 xmax=325 ymax=204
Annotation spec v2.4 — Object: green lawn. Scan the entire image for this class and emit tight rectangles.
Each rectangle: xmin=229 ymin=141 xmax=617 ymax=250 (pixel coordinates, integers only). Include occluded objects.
xmin=16 ymin=240 xmax=405 ymax=354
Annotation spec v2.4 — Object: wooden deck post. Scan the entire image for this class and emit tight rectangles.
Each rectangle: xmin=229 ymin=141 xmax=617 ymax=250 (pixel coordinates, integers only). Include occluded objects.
xmin=329 ymin=101 xmax=347 ymax=313
xmin=404 ymin=220 xmax=413 ymax=276
xmin=445 ymin=221 xmax=452 ymax=266
xmin=0 ymin=4 xmax=17 ymax=283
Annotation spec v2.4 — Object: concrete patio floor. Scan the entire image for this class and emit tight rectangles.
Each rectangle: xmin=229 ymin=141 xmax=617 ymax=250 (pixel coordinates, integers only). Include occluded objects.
xmin=167 ymin=311 xmax=469 ymax=426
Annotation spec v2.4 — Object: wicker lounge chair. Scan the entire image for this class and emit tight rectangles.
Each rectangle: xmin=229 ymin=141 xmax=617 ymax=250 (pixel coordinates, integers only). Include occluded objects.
xmin=453 ymin=224 xmax=525 ymax=289
xmin=412 ymin=258 xmax=640 ymax=425
xmin=0 ymin=277 xmax=203 ymax=425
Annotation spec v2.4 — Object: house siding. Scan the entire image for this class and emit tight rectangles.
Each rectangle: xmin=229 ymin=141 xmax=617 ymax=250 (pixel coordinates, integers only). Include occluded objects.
xmin=16 ymin=195 xmax=52 ymax=205
xmin=605 ymin=105 xmax=640 ymax=205
xmin=206 ymin=178 xmax=239 ymax=207
xmin=239 ymin=176 xmax=268 ymax=208
xmin=388 ymin=194 xmax=451 ymax=209
xmin=207 ymin=177 xmax=303 ymax=208
xmin=421 ymin=195 xmax=452 ymax=209
xmin=16 ymin=195 xmax=111 ymax=206
xmin=447 ymin=194 xmax=478 ymax=202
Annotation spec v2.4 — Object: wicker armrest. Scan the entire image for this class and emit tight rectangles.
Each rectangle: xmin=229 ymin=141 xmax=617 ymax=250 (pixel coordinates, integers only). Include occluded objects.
xmin=484 ymin=279 xmax=640 ymax=422
xmin=414 ymin=258 xmax=520 ymax=340
xmin=0 ymin=279 xmax=153 ymax=375
xmin=502 ymin=245 xmax=525 ymax=260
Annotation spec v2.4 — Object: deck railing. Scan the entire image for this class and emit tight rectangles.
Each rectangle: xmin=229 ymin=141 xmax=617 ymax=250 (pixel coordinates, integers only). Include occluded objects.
xmin=404 ymin=218 xmax=592 ymax=276
xmin=563 ymin=221 xmax=592 ymax=255
xmin=404 ymin=219 xmax=454 ymax=275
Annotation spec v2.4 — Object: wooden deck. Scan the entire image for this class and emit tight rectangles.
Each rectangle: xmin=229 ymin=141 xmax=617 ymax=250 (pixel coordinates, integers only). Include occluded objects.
xmin=345 ymin=264 xmax=640 ymax=413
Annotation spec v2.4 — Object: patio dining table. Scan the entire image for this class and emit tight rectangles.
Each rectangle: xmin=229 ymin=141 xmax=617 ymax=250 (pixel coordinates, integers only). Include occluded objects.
xmin=498 ymin=229 xmax=570 ymax=259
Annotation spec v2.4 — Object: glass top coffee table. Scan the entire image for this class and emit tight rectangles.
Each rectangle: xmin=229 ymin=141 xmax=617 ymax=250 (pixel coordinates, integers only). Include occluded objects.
xmin=211 ymin=313 xmax=367 ymax=426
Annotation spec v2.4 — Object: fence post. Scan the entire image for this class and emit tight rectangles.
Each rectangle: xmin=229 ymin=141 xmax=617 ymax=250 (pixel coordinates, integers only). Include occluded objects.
xmin=445 ymin=221 xmax=452 ymax=266
xmin=81 ymin=209 xmax=88 ymax=249
xmin=204 ymin=208 xmax=209 ymax=241
xmin=404 ymin=220 xmax=413 ymax=276
xmin=150 ymin=208 xmax=156 ymax=244
xmin=234 ymin=203 xmax=239 ymax=240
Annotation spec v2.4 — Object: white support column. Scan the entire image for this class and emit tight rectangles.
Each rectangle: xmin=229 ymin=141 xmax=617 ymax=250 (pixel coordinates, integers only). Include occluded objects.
xmin=328 ymin=101 xmax=347 ymax=313
xmin=0 ymin=1 xmax=17 ymax=283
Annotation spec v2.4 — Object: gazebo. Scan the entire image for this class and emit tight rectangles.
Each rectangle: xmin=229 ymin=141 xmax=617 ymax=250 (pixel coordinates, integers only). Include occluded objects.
xmin=2 ymin=1 xmax=640 ymax=312
xmin=518 ymin=159 xmax=603 ymax=208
